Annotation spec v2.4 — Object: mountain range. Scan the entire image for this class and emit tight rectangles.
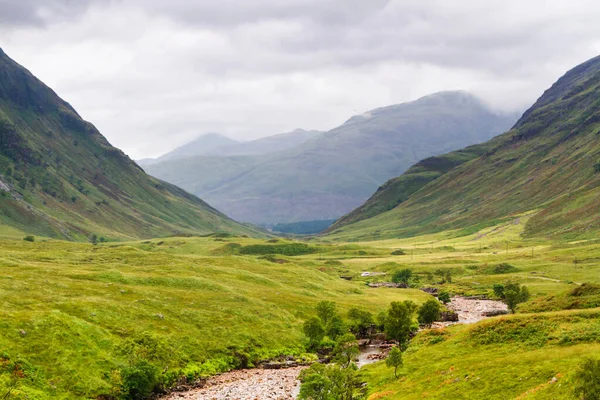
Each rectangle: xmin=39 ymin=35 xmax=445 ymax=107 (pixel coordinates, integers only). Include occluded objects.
xmin=0 ymin=48 xmax=258 ymax=240
xmin=146 ymin=91 xmax=517 ymax=225
xmin=328 ymin=55 xmax=600 ymax=241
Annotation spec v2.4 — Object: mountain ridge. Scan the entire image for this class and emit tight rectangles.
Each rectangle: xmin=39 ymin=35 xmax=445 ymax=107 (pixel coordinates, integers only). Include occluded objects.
xmin=327 ymin=54 xmax=600 ymax=240
xmin=0 ymin=49 xmax=258 ymax=240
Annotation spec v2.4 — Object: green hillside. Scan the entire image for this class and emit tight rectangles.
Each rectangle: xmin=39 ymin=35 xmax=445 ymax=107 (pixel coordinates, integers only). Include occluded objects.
xmin=0 ymin=48 xmax=257 ymax=240
xmin=147 ymin=91 xmax=516 ymax=225
xmin=328 ymin=55 xmax=600 ymax=241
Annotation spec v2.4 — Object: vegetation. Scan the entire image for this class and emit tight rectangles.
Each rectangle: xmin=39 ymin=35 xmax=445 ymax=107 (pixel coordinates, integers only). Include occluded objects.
xmin=385 ymin=347 xmax=403 ymax=378
xmin=417 ymin=298 xmax=442 ymax=327
xmin=299 ymin=363 xmax=358 ymax=400
xmin=496 ymin=282 xmax=531 ymax=313
xmin=392 ymin=268 xmax=413 ymax=285
xmin=384 ymin=301 xmax=418 ymax=350
xmin=573 ymin=358 xmax=600 ymax=400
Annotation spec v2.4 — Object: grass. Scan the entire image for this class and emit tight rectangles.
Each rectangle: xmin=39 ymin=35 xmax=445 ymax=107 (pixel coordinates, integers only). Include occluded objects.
xmin=2 ymin=218 xmax=600 ymax=398
xmin=361 ymin=310 xmax=600 ymax=400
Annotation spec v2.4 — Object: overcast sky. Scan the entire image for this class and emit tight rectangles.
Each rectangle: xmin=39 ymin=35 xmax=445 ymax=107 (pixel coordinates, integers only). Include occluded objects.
xmin=1 ymin=0 xmax=600 ymax=159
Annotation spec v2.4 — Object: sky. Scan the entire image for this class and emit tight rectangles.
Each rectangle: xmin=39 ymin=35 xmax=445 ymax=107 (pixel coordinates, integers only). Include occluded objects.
xmin=1 ymin=0 xmax=600 ymax=159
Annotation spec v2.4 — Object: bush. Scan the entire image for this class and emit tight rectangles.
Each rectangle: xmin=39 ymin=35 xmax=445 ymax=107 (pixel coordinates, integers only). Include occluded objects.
xmin=303 ymin=316 xmax=325 ymax=350
xmin=391 ymin=249 xmax=406 ymax=256
xmin=119 ymin=359 xmax=160 ymax=400
xmin=438 ymin=291 xmax=451 ymax=304
xmin=238 ymin=243 xmax=317 ymax=256
xmin=299 ymin=363 xmax=357 ymax=400
xmin=385 ymin=301 xmax=417 ymax=350
xmin=392 ymin=269 xmax=412 ymax=285
xmin=417 ymin=298 xmax=441 ymax=327
xmin=23 ymin=235 xmax=35 ymax=242
xmin=573 ymin=358 xmax=600 ymax=399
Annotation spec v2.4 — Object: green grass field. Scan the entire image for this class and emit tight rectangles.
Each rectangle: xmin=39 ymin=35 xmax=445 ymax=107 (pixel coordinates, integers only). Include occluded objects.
xmin=1 ymin=217 xmax=600 ymax=399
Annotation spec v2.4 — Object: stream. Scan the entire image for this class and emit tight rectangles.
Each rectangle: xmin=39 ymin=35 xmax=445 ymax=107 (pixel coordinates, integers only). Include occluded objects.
xmin=161 ymin=297 xmax=507 ymax=400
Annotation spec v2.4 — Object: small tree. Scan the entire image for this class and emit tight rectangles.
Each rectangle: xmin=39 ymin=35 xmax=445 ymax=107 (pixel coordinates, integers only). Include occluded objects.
xmin=385 ymin=301 xmax=417 ymax=350
xmin=493 ymin=283 xmax=505 ymax=299
xmin=392 ymin=269 xmax=412 ymax=285
xmin=316 ymin=301 xmax=337 ymax=326
xmin=89 ymin=234 xmax=98 ymax=244
xmin=299 ymin=363 xmax=357 ymax=400
xmin=438 ymin=291 xmax=451 ymax=304
xmin=303 ymin=316 xmax=325 ymax=349
xmin=23 ymin=235 xmax=35 ymax=242
xmin=502 ymin=283 xmax=530 ymax=313
xmin=573 ymin=358 xmax=600 ymax=400
xmin=386 ymin=347 xmax=403 ymax=378
xmin=326 ymin=314 xmax=346 ymax=340
xmin=347 ymin=308 xmax=374 ymax=338
xmin=333 ymin=333 xmax=360 ymax=367
xmin=418 ymin=298 xmax=441 ymax=327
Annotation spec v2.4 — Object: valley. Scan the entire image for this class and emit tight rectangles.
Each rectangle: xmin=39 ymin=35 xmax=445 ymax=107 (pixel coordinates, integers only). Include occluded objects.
xmin=2 ymin=216 xmax=600 ymax=399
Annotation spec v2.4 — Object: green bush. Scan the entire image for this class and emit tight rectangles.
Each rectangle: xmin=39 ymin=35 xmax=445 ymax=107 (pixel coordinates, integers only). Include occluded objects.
xmin=391 ymin=249 xmax=406 ymax=256
xmin=119 ymin=359 xmax=159 ymax=400
xmin=238 ymin=243 xmax=317 ymax=256
xmin=392 ymin=269 xmax=412 ymax=285
xmin=573 ymin=358 xmax=600 ymax=399
xmin=23 ymin=235 xmax=35 ymax=242
xmin=417 ymin=298 xmax=441 ymax=327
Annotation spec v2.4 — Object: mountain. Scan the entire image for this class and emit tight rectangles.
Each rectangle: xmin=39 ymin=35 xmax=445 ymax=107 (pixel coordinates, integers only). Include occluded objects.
xmin=140 ymin=133 xmax=240 ymax=165
xmin=327 ymin=55 xmax=600 ymax=241
xmin=211 ymin=129 xmax=323 ymax=156
xmin=148 ymin=91 xmax=516 ymax=225
xmin=0 ymin=48 xmax=258 ymax=240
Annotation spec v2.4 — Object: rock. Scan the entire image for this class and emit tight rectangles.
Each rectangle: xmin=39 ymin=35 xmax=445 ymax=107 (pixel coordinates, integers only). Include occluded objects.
xmin=483 ymin=310 xmax=509 ymax=317
xmin=421 ymin=287 xmax=439 ymax=294
xmin=19 ymin=329 xmax=27 ymax=337
xmin=155 ymin=313 xmax=165 ymax=319
xmin=440 ymin=311 xmax=459 ymax=322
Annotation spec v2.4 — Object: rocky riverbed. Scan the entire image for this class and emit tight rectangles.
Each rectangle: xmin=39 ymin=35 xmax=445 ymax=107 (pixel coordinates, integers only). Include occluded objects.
xmin=162 ymin=367 xmax=306 ymax=400
xmin=162 ymin=297 xmax=507 ymax=399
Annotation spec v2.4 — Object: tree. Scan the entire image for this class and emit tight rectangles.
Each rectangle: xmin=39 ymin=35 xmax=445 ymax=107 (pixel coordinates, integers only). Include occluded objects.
xmin=573 ymin=358 xmax=600 ymax=400
xmin=89 ymin=234 xmax=98 ymax=244
xmin=501 ymin=283 xmax=530 ymax=313
xmin=326 ymin=314 xmax=346 ymax=340
xmin=299 ymin=363 xmax=357 ymax=400
xmin=384 ymin=301 xmax=417 ymax=350
xmin=347 ymin=308 xmax=374 ymax=338
xmin=417 ymin=298 xmax=441 ymax=327
xmin=303 ymin=316 xmax=325 ymax=349
xmin=333 ymin=333 xmax=360 ymax=367
xmin=386 ymin=347 xmax=403 ymax=378
xmin=493 ymin=283 xmax=505 ymax=299
xmin=316 ymin=301 xmax=337 ymax=326
xmin=392 ymin=269 xmax=413 ymax=285
xmin=23 ymin=235 xmax=35 ymax=242
xmin=438 ymin=291 xmax=451 ymax=304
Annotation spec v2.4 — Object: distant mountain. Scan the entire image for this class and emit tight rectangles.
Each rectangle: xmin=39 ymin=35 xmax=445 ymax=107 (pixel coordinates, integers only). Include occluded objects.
xmin=148 ymin=91 xmax=516 ymax=225
xmin=212 ymin=129 xmax=323 ymax=156
xmin=0 ymin=48 xmax=258 ymax=240
xmin=140 ymin=133 xmax=240 ymax=165
xmin=327 ymin=55 xmax=600 ymax=241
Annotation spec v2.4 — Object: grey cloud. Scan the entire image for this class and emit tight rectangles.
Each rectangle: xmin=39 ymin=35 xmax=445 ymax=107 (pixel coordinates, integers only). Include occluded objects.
xmin=0 ymin=0 xmax=99 ymax=26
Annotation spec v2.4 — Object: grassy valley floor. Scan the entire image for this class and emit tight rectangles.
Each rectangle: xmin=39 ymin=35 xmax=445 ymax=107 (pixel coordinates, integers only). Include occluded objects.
xmin=1 ymin=216 xmax=600 ymax=398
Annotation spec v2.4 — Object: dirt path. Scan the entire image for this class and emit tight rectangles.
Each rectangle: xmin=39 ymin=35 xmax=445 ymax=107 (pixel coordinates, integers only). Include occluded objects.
xmin=161 ymin=367 xmax=305 ymax=400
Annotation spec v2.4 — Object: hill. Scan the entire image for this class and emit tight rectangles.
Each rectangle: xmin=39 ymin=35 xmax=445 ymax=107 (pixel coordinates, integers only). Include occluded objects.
xmin=328 ymin=55 xmax=600 ymax=241
xmin=210 ymin=128 xmax=322 ymax=156
xmin=0 ymin=48 xmax=257 ymax=240
xmin=148 ymin=91 xmax=516 ymax=225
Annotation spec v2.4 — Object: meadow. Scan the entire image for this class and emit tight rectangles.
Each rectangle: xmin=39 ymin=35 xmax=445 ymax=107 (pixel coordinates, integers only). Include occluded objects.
xmin=1 ymin=216 xmax=600 ymax=399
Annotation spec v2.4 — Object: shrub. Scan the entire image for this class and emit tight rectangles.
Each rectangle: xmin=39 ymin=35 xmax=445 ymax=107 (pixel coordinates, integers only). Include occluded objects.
xmin=392 ymin=269 xmax=412 ymax=285
xmin=238 ymin=243 xmax=317 ymax=256
xmin=299 ymin=363 xmax=357 ymax=400
xmin=391 ymin=249 xmax=406 ymax=256
xmin=347 ymin=308 xmax=374 ymax=338
xmin=119 ymin=359 xmax=160 ymax=400
xmin=417 ymin=298 xmax=441 ymax=327
xmin=501 ymin=282 xmax=530 ymax=313
xmin=438 ymin=291 xmax=451 ymax=304
xmin=303 ymin=316 xmax=325 ymax=350
xmin=573 ymin=358 xmax=600 ymax=399
xmin=23 ymin=235 xmax=35 ymax=242
xmin=332 ymin=333 xmax=359 ymax=367
xmin=386 ymin=347 xmax=403 ymax=378
xmin=594 ymin=161 xmax=600 ymax=173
